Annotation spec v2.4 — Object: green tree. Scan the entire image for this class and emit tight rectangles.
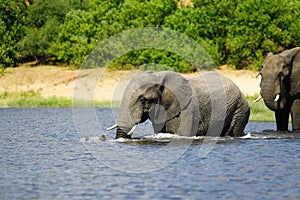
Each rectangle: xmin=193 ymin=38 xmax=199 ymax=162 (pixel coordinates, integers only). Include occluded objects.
xmin=49 ymin=0 xmax=120 ymax=66
xmin=18 ymin=0 xmax=89 ymax=64
xmin=49 ymin=10 xmax=96 ymax=66
xmin=226 ymin=0 xmax=300 ymax=69
xmin=51 ymin=0 xmax=178 ymax=67
xmin=8 ymin=0 xmax=300 ymax=70
xmin=0 ymin=0 xmax=27 ymax=67
xmin=109 ymin=0 xmax=179 ymax=70
xmin=163 ymin=0 xmax=239 ymax=66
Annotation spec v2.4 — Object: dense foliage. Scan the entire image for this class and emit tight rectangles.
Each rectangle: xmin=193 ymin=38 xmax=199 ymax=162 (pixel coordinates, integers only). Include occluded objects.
xmin=1 ymin=0 xmax=300 ymax=71
xmin=0 ymin=0 xmax=27 ymax=67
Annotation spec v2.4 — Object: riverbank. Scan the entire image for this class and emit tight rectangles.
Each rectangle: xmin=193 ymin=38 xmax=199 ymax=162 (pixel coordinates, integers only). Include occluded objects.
xmin=0 ymin=64 xmax=260 ymax=99
xmin=0 ymin=64 xmax=274 ymax=121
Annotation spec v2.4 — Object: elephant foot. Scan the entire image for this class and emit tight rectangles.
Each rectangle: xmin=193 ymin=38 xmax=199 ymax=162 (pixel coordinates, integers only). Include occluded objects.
xmin=115 ymin=127 xmax=132 ymax=139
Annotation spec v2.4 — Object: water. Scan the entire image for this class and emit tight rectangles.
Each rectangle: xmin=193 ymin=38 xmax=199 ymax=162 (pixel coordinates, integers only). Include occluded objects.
xmin=1 ymin=108 xmax=300 ymax=200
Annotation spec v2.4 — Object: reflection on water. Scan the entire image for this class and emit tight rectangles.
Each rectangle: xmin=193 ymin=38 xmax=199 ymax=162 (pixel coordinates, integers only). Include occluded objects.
xmin=1 ymin=108 xmax=300 ymax=199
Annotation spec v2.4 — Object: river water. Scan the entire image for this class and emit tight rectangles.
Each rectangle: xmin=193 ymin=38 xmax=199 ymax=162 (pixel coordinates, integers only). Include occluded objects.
xmin=1 ymin=108 xmax=300 ymax=199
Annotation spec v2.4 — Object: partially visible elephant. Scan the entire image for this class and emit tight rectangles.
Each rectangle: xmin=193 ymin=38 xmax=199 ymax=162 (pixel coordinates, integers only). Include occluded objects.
xmin=108 ymin=71 xmax=250 ymax=139
xmin=256 ymin=47 xmax=300 ymax=131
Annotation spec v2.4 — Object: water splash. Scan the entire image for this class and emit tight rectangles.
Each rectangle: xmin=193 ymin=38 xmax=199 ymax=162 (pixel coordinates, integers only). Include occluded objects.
xmin=81 ymin=131 xmax=300 ymax=144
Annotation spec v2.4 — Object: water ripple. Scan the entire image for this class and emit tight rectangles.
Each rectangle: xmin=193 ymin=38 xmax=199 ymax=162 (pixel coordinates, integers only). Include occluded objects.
xmin=1 ymin=108 xmax=300 ymax=200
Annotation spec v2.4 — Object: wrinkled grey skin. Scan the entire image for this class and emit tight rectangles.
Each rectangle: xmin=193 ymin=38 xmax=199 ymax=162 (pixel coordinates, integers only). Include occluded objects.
xmin=115 ymin=71 xmax=250 ymax=139
xmin=259 ymin=47 xmax=300 ymax=131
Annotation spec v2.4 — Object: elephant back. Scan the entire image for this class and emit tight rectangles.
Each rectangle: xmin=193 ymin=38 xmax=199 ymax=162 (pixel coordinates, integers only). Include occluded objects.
xmin=187 ymin=72 xmax=246 ymax=135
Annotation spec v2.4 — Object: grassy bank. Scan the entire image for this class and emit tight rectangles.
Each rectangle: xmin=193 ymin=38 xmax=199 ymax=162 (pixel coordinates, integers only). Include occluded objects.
xmin=246 ymin=95 xmax=275 ymax=122
xmin=0 ymin=91 xmax=112 ymax=108
xmin=0 ymin=91 xmax=274 ymax=122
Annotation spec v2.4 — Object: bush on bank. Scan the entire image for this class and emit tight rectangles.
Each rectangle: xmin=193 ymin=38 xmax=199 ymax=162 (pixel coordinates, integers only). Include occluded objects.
xmin=1 ymin=0 xmax=300 ymax=71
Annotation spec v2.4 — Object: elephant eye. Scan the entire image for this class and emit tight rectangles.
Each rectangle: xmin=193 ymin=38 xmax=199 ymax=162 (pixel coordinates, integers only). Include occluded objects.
xmin=279 ymin=71 xmax=286 ymax=78
xmin=139 ymin=97 xmax=146 ymax=104
xmin=147 ymin=99 xmax=154 ymax=104
xmin=139 ymin=97 xmax=154 ymax=104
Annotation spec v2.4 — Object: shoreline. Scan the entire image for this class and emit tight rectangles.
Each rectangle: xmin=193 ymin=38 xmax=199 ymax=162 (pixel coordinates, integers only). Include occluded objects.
xmin=0 ymin=65 xmax=261 ymax=101
xmin=0 ymin=65 xmax=273 ymax=121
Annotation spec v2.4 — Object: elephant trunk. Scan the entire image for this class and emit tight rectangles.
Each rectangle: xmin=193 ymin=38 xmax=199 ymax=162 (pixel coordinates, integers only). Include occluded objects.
xmin=263 ymin=97 xmax=281 ymax=111
xmin=115 ymin=105 xmax=135 ymax=139
xmin=115 ymin=93 xmax=140 ymax=139
xmin=261 ymin=84 xmax=287 ymax=111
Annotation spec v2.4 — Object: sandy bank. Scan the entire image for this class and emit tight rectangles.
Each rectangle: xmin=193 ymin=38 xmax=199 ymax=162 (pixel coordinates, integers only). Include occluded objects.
xmin=0 ymin=65 xmax=260 ymax=101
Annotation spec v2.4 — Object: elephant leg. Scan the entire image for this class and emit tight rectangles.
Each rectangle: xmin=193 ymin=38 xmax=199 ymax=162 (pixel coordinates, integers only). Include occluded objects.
xmin=223 ymin=102 xmax=250 ymax=137
xmin=152 ymin=122 xmax=166 ymax=134
xmin=275 ymin=106 xmax=290 ymax=131
xmin=291 ymin=99 xmax=300 ymax=131
xmin=164 ymin=116 xmax=179 ymax=134
xmin=167 ymin=108 xmax=199 ymax=137
xmin=234 ymin=110 xmax=250 ymax=137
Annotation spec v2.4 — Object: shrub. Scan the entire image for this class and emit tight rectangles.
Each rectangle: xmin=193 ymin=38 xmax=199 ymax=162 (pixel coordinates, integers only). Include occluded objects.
xmin=49 ymin=10 xmax=96 ymax=66
xmin=18 ymin=0 xmax=89 ymax=64
xmin=226 ymin=0 xmax=300 ymax=69
xmin=0 ymin=0 xmax=27 ymax=67
xmin=163 ymin=1 xmax=238 ymax=67
xmin=5 ymin=0 xmax=300 ymax=70
xmin=51 ymin=0 xmax=178 ymax=68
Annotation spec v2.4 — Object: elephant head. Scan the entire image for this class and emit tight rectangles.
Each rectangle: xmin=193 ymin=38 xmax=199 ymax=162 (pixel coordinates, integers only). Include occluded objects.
xmin=258 ymin=47 xmax=300 ymax=111
xmin=113 ymin=71 xmax=193 ymax=139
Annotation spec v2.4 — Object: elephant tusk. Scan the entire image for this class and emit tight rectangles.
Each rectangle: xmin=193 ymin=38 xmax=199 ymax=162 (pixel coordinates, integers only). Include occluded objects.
xmin=274 ymin=94 xmax=280 ymax=102
xmin=254 ymin=95 xmax=263 ymax=103
xmin=106 ymin=124 xmax=118 ymax=131
xmin=127 ymin=125 xmax=137 ymax=136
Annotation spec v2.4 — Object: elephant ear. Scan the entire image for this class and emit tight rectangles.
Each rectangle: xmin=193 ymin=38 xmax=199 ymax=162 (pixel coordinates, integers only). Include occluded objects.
xmin=158 ymin=71 xmax=192 ymax=121
xmin=280 ymin=47 xmax=300 ymax=96
xmin=289 ymin=49 xmax=300 ymax=96
xmin=280 ymin=47 xmax=300 ymax=63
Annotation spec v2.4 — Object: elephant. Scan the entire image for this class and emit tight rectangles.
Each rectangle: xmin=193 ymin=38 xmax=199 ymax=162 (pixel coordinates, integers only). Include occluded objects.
xmin=107 ymin=71 xmax=250 ymax=139
xmin=255 ymin=47 xmax=300 ymax=131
